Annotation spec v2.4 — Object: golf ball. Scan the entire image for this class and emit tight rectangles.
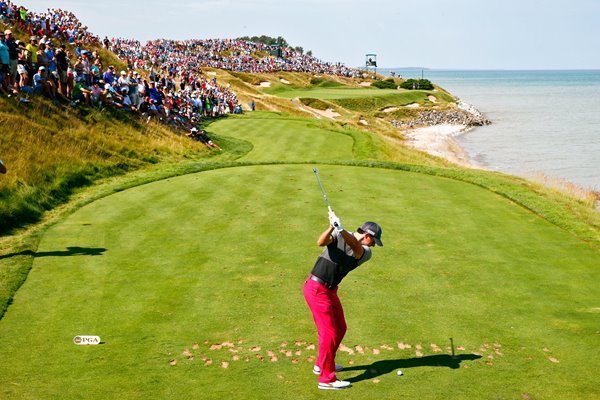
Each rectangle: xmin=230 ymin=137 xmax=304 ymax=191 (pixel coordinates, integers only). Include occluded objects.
xmin=397 ymin=370 xmax=403 ymax=376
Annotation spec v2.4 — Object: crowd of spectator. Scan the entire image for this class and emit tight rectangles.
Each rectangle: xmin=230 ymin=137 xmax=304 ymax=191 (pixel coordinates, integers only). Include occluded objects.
xmin=0 ymin=2 xmax=243 ymax=142
xmin=1 ymin=1 xmax=362 ymax=145
xmin=107 ymin=37 xmax=361 ymax=78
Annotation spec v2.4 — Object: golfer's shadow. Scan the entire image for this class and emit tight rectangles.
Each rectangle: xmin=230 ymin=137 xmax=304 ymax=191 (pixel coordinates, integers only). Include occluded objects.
xmin=0 ymin=246 xmax=107 ymax=260
xmin=344 ymin=354 xmax=482 ymax=383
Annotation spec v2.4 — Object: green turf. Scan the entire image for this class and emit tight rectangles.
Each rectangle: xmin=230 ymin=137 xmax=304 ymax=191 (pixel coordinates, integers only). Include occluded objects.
xmin=264 ymin=86 xmax=402 ymax=99
xmin=1 ymin=103 xmax=600 ymax=399
xmin=1 ymin=163 xmax=599 ymax=399
xmin=206 ymin=113 xmax=354 ymax=161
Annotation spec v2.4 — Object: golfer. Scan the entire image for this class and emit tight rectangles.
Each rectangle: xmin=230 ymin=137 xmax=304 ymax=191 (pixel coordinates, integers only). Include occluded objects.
xmin=303 ymin=210 xmax=382 ymax=390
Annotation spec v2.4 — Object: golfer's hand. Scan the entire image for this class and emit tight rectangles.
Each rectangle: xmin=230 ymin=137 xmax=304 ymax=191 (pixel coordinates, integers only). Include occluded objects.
xmin=328 ymin=210 xmax=343 ymax=231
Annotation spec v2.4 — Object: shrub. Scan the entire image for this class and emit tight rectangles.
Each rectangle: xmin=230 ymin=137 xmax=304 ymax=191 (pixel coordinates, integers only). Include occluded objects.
xmin=372 ymin=79 xmax=397 ymax=89
xmin=400 ymin=79 xmax=434 ymax=90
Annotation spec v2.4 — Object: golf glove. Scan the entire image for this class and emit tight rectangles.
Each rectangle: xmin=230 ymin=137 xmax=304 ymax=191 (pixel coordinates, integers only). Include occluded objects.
xmin=328 ymin=210 xmax=343 ymax=231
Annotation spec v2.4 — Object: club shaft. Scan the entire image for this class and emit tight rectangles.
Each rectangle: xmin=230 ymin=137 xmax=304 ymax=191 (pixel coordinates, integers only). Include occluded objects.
xmin=313 ymin=168 xmax=332 ymax=210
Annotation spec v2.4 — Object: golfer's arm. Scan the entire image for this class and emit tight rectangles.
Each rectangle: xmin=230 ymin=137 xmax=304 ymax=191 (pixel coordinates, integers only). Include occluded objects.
xmin=317 ymin=226 xmax=335 ymax=246
xmin=339 ymin=229 xmax=364 ymax=259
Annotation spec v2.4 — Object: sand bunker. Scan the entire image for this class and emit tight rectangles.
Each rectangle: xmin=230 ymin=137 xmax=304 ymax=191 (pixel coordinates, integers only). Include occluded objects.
xmin=279 ymin=78 xmax=290 ymax=84
xmin=405 ymin=103 xmax=420 ymax=108
xmin=322 ymin=108 xmax=341 ymax=118
xmin=382 ymin=106 xmax=399 ymax=113
xmin=259 ymin=81 xmax=271 ymax=87
xmin=360 ymin=82 xmax=372 ymax=87
xmin=305 ymin=107 xmax=341 ymax=119
xmin=428 ymin=95 xmax=437 ymax=103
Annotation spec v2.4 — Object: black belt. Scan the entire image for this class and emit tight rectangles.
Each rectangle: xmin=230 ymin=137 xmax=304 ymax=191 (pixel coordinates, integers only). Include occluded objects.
xmin=309 ymin=274 xmax=336 ymax=290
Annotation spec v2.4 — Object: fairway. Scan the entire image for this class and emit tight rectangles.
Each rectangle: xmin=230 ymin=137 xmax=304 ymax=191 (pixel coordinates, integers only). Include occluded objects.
xmin=206 ymin=114 xmax=354 ymax=161
xmin=1 ymin=161 xmax=599 ymax=399
xmin=264 ymin=86 xmax=402 ymax=99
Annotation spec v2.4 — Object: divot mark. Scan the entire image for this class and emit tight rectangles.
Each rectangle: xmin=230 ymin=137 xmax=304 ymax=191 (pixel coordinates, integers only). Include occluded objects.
xmin=548 ymin=357 xmax=560 ymax=363
xmin=221 ymin=361 xmax=229 ymax=369
xmin=339 ymin=344 xmax=354 ymax=355
xmin=415 ymin=344 xmax=423 ymax=357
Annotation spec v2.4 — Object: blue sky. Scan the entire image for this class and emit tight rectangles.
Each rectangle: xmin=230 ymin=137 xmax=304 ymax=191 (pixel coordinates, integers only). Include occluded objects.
xmin=17 ymin=0 xmax=600 ymax=69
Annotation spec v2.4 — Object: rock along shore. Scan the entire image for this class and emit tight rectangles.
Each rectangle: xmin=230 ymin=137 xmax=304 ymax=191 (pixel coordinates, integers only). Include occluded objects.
xmin=392 ymin=100 xmax=491 ymax=168
xmin=391 ymin=100 xmax=491 ymax=129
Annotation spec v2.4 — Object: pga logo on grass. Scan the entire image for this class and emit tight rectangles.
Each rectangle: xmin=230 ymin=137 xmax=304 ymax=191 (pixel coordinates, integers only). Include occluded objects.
xmin=73 ymin=335 xmax=101 ymax=345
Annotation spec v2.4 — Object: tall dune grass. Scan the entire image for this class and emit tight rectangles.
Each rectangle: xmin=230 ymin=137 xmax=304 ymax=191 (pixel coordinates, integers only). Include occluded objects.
xmin=0 ymin=97 xmax=211 ymax=234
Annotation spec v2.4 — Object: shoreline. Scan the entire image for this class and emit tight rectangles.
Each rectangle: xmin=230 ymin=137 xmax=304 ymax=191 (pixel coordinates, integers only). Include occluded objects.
xmin=393 ymin=99 xmax=491 ymax=169
xmin=401 ymin=124 xmax=600 ymax=209
xmin=401 ymin=124 xmax=476 ymax=168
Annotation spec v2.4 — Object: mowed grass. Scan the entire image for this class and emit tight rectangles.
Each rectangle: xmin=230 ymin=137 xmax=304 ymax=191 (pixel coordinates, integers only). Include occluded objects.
xmin=262 ymin=85 xmax=455 ymax=113
xmin=1 ymin=164 xmax=599 ymax=399
xmin=206 ymin=113 xmax=354 ymax=161
xmin=264 ymin=85 xmax=402 ymax=99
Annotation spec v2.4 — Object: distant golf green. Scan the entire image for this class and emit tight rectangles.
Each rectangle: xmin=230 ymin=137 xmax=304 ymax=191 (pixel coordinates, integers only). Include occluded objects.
xmin=264 ymin=86 xmax=402 ymax=99
xmin=1 ymin=161 xmax=599 ymax=399
xmin=261 ymin=85 xmax=454 ymax=112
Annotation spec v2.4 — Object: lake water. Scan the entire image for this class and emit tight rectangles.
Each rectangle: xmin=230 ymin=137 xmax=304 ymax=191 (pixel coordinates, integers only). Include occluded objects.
xmin=380 ymin=69 xmax=600 ymax=191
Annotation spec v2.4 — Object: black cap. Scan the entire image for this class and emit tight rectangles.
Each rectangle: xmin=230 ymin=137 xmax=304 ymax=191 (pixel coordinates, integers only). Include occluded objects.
xmin=359 ymin=221 xmax=383 ymax=246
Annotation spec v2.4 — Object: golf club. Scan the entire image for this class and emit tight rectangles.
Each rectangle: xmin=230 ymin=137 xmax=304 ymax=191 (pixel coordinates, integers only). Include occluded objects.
xmin=313 ymin=167 xmax=332 ymax=212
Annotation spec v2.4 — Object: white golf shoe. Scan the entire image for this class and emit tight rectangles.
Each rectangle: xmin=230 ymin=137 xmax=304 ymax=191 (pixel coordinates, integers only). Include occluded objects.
xmin=318 ymin=380 xmax=352 ymax=390
xmin=313 ymin=364 xmax=343 ymax=375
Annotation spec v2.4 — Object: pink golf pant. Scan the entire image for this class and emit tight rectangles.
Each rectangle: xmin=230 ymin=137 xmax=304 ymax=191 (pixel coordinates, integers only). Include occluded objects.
xmin=303 ymin=277 xmax=347 ymax=383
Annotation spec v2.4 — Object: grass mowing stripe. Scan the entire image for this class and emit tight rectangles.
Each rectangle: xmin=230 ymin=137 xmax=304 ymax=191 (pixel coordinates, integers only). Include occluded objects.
xmin=207 ymin=116 xmax=354 ymax=161
xmin=1 ymin=164 xmax=599 ymax=399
